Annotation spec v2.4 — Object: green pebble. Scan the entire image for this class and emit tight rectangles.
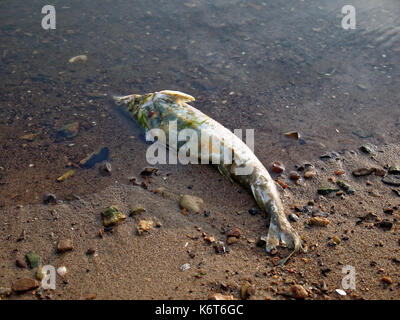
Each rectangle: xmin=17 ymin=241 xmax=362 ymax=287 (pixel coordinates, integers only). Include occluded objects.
xmin=336 ymin=180 xmax=355 ymax=194
xmin=317 ymin=186 xmax=340 ymax=195
xmin=26 ymin=251 xmax=41 ymax=269
xmin=101 ymin=206 xmax=126 ymax=227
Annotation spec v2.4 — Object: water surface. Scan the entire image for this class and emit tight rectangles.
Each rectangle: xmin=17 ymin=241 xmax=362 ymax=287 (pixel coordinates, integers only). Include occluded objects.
xmin=0 ymin=0 xmax=399 ymax=206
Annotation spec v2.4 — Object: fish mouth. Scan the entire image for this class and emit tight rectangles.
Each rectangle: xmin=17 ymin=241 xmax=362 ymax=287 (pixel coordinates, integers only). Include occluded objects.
xmin=113 ymin=94 xmax=141 ymax=105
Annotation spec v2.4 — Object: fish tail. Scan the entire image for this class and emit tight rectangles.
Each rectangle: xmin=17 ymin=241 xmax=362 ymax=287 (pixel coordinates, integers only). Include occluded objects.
xmin=251 ymin=178 xmax=303 ymax=264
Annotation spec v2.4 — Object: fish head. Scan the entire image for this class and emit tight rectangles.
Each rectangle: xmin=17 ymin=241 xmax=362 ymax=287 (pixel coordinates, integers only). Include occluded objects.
xmin=115 ymin=90 xmax=195 ymax=129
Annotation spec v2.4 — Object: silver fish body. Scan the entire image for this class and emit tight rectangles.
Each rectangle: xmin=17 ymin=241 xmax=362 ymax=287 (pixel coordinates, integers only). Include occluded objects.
xmin=115 ymin=90 xmax=302 ymax=262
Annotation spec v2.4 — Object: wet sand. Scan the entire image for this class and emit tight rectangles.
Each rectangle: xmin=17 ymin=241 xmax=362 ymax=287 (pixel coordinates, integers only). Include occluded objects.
xmin=0 ymin=0 xmax=399 ymax=299
xmin=1 ymin=143 xmax=400 ymax=299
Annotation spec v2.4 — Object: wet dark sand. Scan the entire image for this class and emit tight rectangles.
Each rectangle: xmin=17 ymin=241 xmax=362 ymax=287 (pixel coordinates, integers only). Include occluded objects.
xmin=0 ymin=0 xmax=399 ymax=299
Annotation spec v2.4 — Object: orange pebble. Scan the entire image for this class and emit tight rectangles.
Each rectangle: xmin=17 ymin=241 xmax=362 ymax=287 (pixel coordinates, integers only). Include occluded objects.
xmin=335 ymin=170 xmax=345 ymax=176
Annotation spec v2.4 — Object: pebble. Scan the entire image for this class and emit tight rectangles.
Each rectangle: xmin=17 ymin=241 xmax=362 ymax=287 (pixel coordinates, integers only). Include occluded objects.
xmin=276 ymin=178 xmax=288 ymax=189
xmin=57 ymin=239 xmax=74 ymax=253
xmin=16 ymin=258 xmax=27 ymax=268
xmin=382 ymin=175 xmax=400 ymax=187
xmin=317 ymin=187 xmax=339 ymax=195
xmin=308 ymin=217 xmax=330 ymax=227
xmin=36 ymin=266 xmax=45 ymax=280
xmin=377 ymin=219 xmax=393 ymax=231
xmin=101 ymin=206 xmax=126 ymax=227
xmin=272 ymin=161 xmax=285 ymax=173
xmin=334 ymin=170 xmax=345 ymax=176
xmin=179 ymin=195 xmax=203 ymax=213
xmin=86 ymin=293 xmax=97 ymax=300
xmin=336 ymin=180 xmax=355 ymax=194
xmin=352 ymin=168 xmax=375 ymax=177
xmin=388 ymin=165 xmax=400 ymax=175
xmin=209 ymin=293 xmax=235 ymax=300
xmin=213 ymin=241 xmax=228 ymax=254
xmin=374 ymin=168 xmax=386 ymax=177
xmin=289 ymin=171 xmax=300 ymax=181
xmin=381 ymin=276 xmax=393 ymax=285
xmin=320 ymin=153 xmax=332 ymax=160
xmin=25 ymin=251 xmax=40 ymax=268
xmin=289 ymin=213 xmax=299 ymax=222
xmin=204 ymin=235 xmax=215 ymax=243
xmin=99 ymin=162 xmax=112 ymax=175
xmin=0 ymin=287 xmax=12 ymax=297
xmin=137 ymin=220 xmax=154 ymax=235
xmin=289 ymin=284 xmax=308 ymax=299
xmin=240 ymin=281 xmax=255 ymax=300
xmin=248 ymin=207 xmax=259 ymax=215
xmin=360 ymin=145 xmax=373 ymax=154
xmin=369 ymin=190 xmax=380 ymax=197
xmin=129 ymin=205 xmax=146 ymax=216
xmin=20 ymin=133 xmax=37 ymax=141
xmin=140 ymin=167 xmax=159 ymax=176
xmin=57 ymin=266 xmax=67 ymax=277
xmin=256 ymin=236 xmax=266 ymax=248
xmin=227 ymin=227 xmax=241 ymax=238
xmin=312 ymin=210 xmax=329 ymax=217
xmin=12 ymin=278 xmax=39 ymax=292
xmin=86 ymin=248 xmax=96 ymax=255
xmin=383 ymin=208 xmax=394 ymax=215
xmin=153 ymin=187 xmax=165 ymax=194
xmin=227 ymin=237 xmax=238 ymax=245
xmin=304 ymin=170 xmax=316 ymax=179
xmin=43 ymin=193 xmax=57 ymax=204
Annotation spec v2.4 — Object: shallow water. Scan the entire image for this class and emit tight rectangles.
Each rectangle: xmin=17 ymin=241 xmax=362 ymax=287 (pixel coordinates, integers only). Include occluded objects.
xmin=0 ymin=0 xmax=399 ymax=206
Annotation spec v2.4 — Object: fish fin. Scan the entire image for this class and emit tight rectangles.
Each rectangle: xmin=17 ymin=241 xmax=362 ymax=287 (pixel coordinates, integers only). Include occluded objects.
xmin=217 ymin=164 xmax=234 ymax=183
xmin=160 ymin=90 xmax=195 ymax=103
xmin=264 ymin=215 xmax=303 ymax=265
xmin=113 ymin=94 xmax=138 ymax=105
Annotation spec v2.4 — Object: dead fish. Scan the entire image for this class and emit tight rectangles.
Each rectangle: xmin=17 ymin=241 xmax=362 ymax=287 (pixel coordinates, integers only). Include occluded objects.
xmin=114 ymin=90 xmax=302 ymax=263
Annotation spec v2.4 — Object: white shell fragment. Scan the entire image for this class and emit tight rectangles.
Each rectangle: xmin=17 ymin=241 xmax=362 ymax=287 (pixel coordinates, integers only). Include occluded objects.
xmin=68 ymin=55 xmax=87 ymax=63
xmin=335 ymin=289 xmax=347 ymax=296
xmin=180 ymin=263 xmax=190 ymax=271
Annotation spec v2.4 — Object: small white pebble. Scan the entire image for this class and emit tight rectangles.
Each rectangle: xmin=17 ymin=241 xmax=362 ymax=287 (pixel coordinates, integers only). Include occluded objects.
xmin=57 ymin=266 xmax=67 ymax=277
xmin=336 ymin=289 xmax=346 ymax=296
xmin=180 ymin=263 xmax=190 ymax=271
